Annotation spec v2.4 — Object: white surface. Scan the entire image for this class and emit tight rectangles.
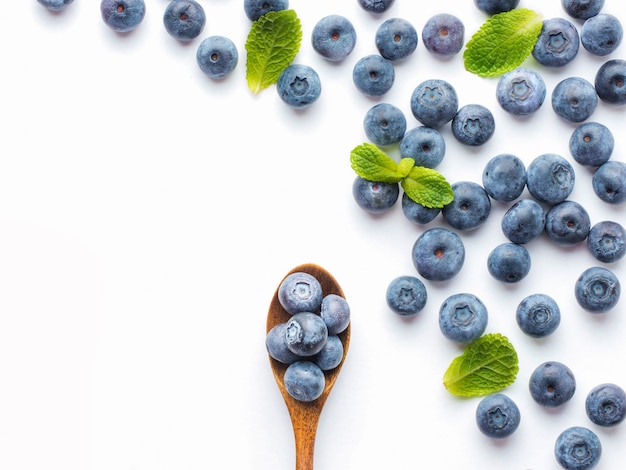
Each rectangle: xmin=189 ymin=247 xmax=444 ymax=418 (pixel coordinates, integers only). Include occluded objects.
xmin=1 ymin=1 xmax=625 ymax=469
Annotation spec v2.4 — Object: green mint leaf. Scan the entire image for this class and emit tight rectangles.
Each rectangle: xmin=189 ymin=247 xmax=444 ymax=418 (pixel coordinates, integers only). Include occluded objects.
xmin=349 ymin=143 xmax=407 ymax=183
xmin=401 ymin=166 xmax=453 ymax=209
xmin=464 ymin=8 xmax=543 ymax=77
xmin=443 ymin=333 xmax=519 ymax=397
xmin=245 ymin=10 xmax=302 ymax=94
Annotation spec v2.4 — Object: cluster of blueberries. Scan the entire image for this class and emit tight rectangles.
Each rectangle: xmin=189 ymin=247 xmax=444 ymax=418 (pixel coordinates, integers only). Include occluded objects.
xmin=265 ymin=272 xmax=350 ymax=402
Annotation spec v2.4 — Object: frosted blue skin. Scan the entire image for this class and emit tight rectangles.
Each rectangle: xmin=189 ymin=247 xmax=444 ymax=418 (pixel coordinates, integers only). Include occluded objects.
xmin=532 ymin=18 xmax=580 ymax=67
xmin=401 ymin=193 xmax=441 ymax=225
xmin=474 ymin=0 xmax=520 ymax=15
xmin=100 ymin=0 xmax=146 ymax=33
xmin=585 ymin=383 xmax=626 ymax=427
xmin=587 ymin=220 xmax=626 ymax=263
xmin=594 ymin=59 xmax=626 ymax=105
xmin=266 ymin=323 xmax=300 ymax=364
xmin=554 ymin=426 xmax=602 ymax=470
xmin=482 ymin=154 xmax=527 ymax=202
xmin=421 ymin=13 xmax=465 ymax=57
xmin=386 ymin=275 xmax=427 ymax=316
xmin=276 ymin=64 xmax=321 ymax=109
xmin=442 ymin=181 xmax=491 ymax=231
xmin=37 ymin=0 xmax=74 ymax=11
xmin=283 ymin=361 xmax=325 ymax=402
xmin=320 ymin=294 xmax=350 ymax=335
xmin=575 ymin=266 xmax=621 ymax=313
xmin=592 ymin=161 xmax=626 ymax=204
xmin=357 ymin=0 xmax=395 ymax=14
xmin=552 ymin=77 xmax=598 ymax=123
xmin=526 ymin=153 xmax=575 ymax=204
xmin=375 ymin=17 xmax=418 ymax=61
xmin=363 ymin=103 xmax=407 ymax=147
xmin=243 ymin=0 xmax=288 ymax=21
xmin=312 ymin=15 xmax=357 ymax=62
xmin=285 ymin=312 xmax=328 ymax=356
xmin=501 ymin=199 xmax=545 ymax=244
xmin=487 ymin=243 xmax=531 ymax=283
xmin=352 ymin=176 xmax=399 ymax=214
xmin=569 ymin=122 xmax=614 ymax=167
xmin=475 ymin=393 xmax=521 ymax=439
xmin=278 ymin=272 xmax=323 ymax=315
xmin=561 ymin=0 xmax=605 ymax=20
xmin=313 ymin=335 xmax=343 ymax=370
xmin=163 ymin=0 xmax=206 ymax=42
xmin=412 ymin=227 xmax=465 ymax=281
xmin=399 ymin=126 xmax=446 ymax=169
xmin=451 ymin=104 xmax=495 ymax=146
xmin=545 ymin=201 xmax=591 ymax=247
xmin=581 ymin=13 xmax=623 ymax=56
xmin=529 ymin=361 xmax=576 ymax=408
xmin=496 ymin=67 xmax=546 ymax=116
xmin=196 ymin=36 xmax=238 ymax=79
xmin=516 ymin=293 xmax=561 ymax=338
xmin=438 ymin=293 xmax=487 ymax=343
xmin=352 ymin=55 xmax=395 ymax=97
xmin=410 ymin=79 xmax=458 ymax=129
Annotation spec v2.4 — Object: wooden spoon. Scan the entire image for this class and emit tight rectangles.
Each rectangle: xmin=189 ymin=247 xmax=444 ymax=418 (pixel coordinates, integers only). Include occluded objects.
xmin=266 ymin=263 xmax=351 ymax=470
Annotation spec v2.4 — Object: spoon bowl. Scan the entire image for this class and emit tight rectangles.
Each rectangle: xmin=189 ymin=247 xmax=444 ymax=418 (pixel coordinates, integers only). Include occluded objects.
xmin=266 ymin=263 xmax=351 ymax=470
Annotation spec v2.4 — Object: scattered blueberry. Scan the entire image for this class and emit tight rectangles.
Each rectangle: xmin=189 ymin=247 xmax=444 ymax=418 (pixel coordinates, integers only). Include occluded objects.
xmin=585 ymin=383 xmax=626 ymax=427
xmin=516 ymin=293 xmax=561 ymax=338
xmin=529 ymin=361 xmax=576 ymax=407
xmin=496 ymin=67 xmax=546 ymax=116
xmin=311 ymin=15 xmax=357 ymax=62
xmin=501 ymin=199 xmax=546 ymax=244
xmin=37 ymin=0 xmax=74 ymax=11
xmin=163 ymin=0 xmax=206 ymax=42
xmin=442 ymin=181 xmax=491 ymax=231
xmin=475 ymin=393 xmax=521 ymax=439
xmin=313 ymin=334 xmax=344 ymax=370
xmin=357 ymin=0 xmax=395 ymax=14
xmin=487 ymin=243 xmax=531 ymax=283
xmin=421 ymin=13 xmax=465 ymax=57
xmin=410 ymin=79 xmax=459 ymax=129
xmin=482 ymin=154 xmax=527 ymax=202
xmin=375 ymin=17 xmax=418 ymax=61
xmin=580 ymin=13 xmax=623 ymax=56
xmin=320 ymin=294 xmax=351 ymax=335
xmin=352 ymin=54 xmax=395 ymax=97
xmin=451 ymin=104 xmax=495 ymax=146
xmin=285 ymin=312 xmax=328 ymax=356
xmin=278 ymin=271 xmax=323 ymax=315
xmin=276 ymin=64 xmax=322 ymax=109
xmin=474 ymin=0 xmax=520 ymax=15
xmin=363 ymin=103 xmax=407 ymax=147
xmin=561 ymin=0 xmax=605 ymax=21
xmin=554 ymin=426 xmax=602 ymax=470
xmin=401 ymin=193 xmax=441 ymax=225
xmin=545 ymin=200 xmax=591 ymax=246
xmin=352 ymin=176 xmax=399 ymax=214
xmin=243 ymin=0 xmax=288 ymax=22
xmin=532 ymin=17 xmax=580 ymax=67
xmin=552 ymin=76 xmax=598 ymax=123
xmin=575 ymin=266 xmax=621 ymax=313
xmin=266 ymin=323 xmax=301 ymax=364
xmin=196 ymin=36 xmax=238 ymax=79
xmin=399 ymin=126 xmax=446 ymax=169
xmin=592 ymin=160 xmax=626 ymax=204
xmin=386 ymin=275 xmax=428 ymax=316
xmin=569 ymin=122 xmax=614 ymax=167
xmin=412 ymin=227 xmax=465 ymax=281
xmin=526 ymin=153 xmax=575 ymax=204
xmin=594 ymin=59 xmax=626 ymax=105
xmin=100 ymin=0 xmax=146 ymax=33
xmin=283 ymin=360 xmax=326 ymax=402
xmin=438 ymin=292 xmax=488 ymax=343
xmin=587 ymin=220 xmax=626 ymax=263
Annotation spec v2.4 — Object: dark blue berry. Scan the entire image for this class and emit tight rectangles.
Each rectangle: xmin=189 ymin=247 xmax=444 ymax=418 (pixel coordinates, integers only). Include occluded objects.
xmin=243 ymin=0 xmax=288 ymax=21
xmin=401 ymin=193 xmax=441 ymax=225
xmin=196 ymin=36 xmax=238 ymax=79
xmin=399 ymin=126 xmax=446 ymax=169
xmin=311 ymin=15 xmax=357 ymax=62
xmin=285 ymin=312 xmax=328 ymax=356
xmin=363 ymin=103 xmax=407 ymax=146
xmin=412 ymin=227 xmax=465 ymax=281
xmin=561 ymin=0 xmax=605 ymax=20
xmin=552 ymin=76 xmax=598 ymax=123
xmin=100 ymin=0 xmax=146 ymax=33
xmin=451 ymin=104 xmax=495 ymax=146
xmin=526 ymin=153 xmax=575 ymax=204
xmin=474 ymin=0 xmax=520 ymax=15
xmin=320 ymin=294 xmax=350 ymax=335
xmin=581 ymin=13 xmax=623 ymax=56
xmin=278 ymin=271 xmax=323 ymax=315
xmin=545 ymin=200 xmax=591 ymax=246
xmin=438 ymin=292 xmax=488 ymax=343
xmin=266 ymin=323 xmax=301 ymax=364
xmin=442 ymin=181 xmax=491 ymax=231
xmin=313 ymin=335 xmax=343 ymax=370
xmin=163 ymin=0 xmax=206 ymax=42
xmin=276 ymin=64 xmax=322 ymax=109
xmin=532 ymin=18 xmax=580 ymax=67
xmin=410 ymin=79 xmax=459 ymax=129
xmin=594 ymin=59 xmax=626 ymax=105
xmin=501 ymin=199 xmax=545 ymax=244
xmin=357 ymin=0 xmax=395 ymax=14
xmin=284 ymin=361 xmax=325 ymax=402
xmin=421 ymin=13 xmax=465 ymax=57
xmin=585 ymin=383 xmax=626 ymax=427
xmin=487 ymin=243 xmax=531 ymax=283
xmin=352 ymin=55 xmax=395 ymax=97
xmin=352 ymin=176 xmax=399 ymax=214
xmin=592 ymin=160 xmax=626 ymax=204
xmin=475 ymin=393 xmax=521 ymax=439
xmin=554 ymin=426 xmax=602 ymax=469
xmin=496 ymin=67 xmax=546 ymax=116
xmin=587 ymin=220 xmax=626 ymax=263
xmin=516 ymin=293 xmax=561 ymax=338
xmin=569 ymin=122 xmax=614 ymax=167
xmin=529 ymin=361 xmax=576 ymax=407
xmin=575 ymin=266 xmax=621 ymax=313
xmin=37 ymin=0 xmax=74 ymax=11
xmin=482 ymin=154 xmax=527 ymax=202
xmin=386 ymin=275 xmax=428 ymax=316
xmin=375 ymin=17 xmax=418 ymax=61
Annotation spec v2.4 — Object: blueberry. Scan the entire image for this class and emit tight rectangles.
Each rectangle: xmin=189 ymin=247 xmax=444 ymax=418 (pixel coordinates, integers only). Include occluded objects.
xmin=501 ymin=199 xmax=546 ymax=244
xmin=320 ymin=294 xmax=350 ymax=335
xmin=474 ymin=0 xmax=520 ymax=15
xmin=529 ymin=361 xmax=576 ymax=407
xmin=594 ymin=59 xmax=626 ymax=105
xmin=526 ymin=153 xmax=575 ymax=204
xmin=283 ymin=361 xmax=325 ymax=402
xmin=386 ymin=275 xmax=428 ymax=316
xmin=276 ymin=64 xmax=322 ymax=109
xmin=561 ymin=0 xmax=605 ymax=21
xmin=592 ymin=160 xmax=626 ymax=204
xmin=496 ymin=67 xmax=547 ymax=116
xmin=552 ymin=77 xmax=598 ymax=123
xmin=313 ymin=335 xmax=343 ymax=371
xmin=375 ymin=17 xmax=418 ymax=61
xmin=516 ymin=293 xmax=561 ymax=338
xmin=438 ymin=292 xmax=488 ymax=343
xmin=442 ymin=181 xmax=491 ymax=231
xmin=421 ymin=13 xmax=465 ymax=57
xmin=278 ymin=271 xmax=323 ymax=315
xmin=266 ymin=323 xmax=300 ymax=364
xmin=363 ymin=103 xmax=407 ymax=147
xmin=451 ymin=104 xmax=495 ymax=146
xmin=196 ymin=36 xmax=238 ymax=79
xmin=100 ymin=0 xmax=145 ymax=32
xmin=243 ymin=0 xmax=288 ymax=22
xmin=554 ymin=426 xmax=602 ymax=470
xmin=482 ymin=154 xmax=527 ymax=202
xmin=545 ymin=200 xmax=591 ymax=246
xmin=37 ymin=0 xmax=74 ymax=11
xmin=285 ymin=312 xmax=328 ymax=356
xmin=399 ymin=126 xmax=446 ymax=169
xmin=357 ymin=0 xmax=395 ymax=14
xmin=575 ymin=266 xmax=621 ymax=313
xmin=585 ymin=383 xmax=626 ymax=427
xmin=487 ymin=243 xmax=531 ymax=283
xmin=163 ymin=0 xmax=206 ymax=42
xmin=401 ymin=193 xmax=441 ymax=225
xmin=532 ymin=18 xmax=580 ymax=67
xmin=569 ymin=122 xmax=614 ymax=167
xmin=311 ymin=15 xmax=357 ymax=62
xmin=352 ymin=176 xmax=400 ymax=214
xmin=412 ymin=227 xmax=465 ymax=281
xmin=581 ymin=13 xmax=623 ymax=56
xmin=587 ymin=220 xmax=626 ymax=263
xmin=410 ymin=79 xmax=459 ymax=129
xmin=352 ymin=55 xmax=395 ymax=97
xmin=475 ymin=393 xmax=521 ymax=439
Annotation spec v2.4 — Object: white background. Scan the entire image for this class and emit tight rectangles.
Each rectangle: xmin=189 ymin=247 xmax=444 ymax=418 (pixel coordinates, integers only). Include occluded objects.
xmin=1 ymin=1 xmax=625 ymax=469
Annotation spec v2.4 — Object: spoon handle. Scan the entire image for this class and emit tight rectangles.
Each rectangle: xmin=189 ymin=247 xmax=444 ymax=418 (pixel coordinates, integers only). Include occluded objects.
xmin=290 ymin=402 xmax=322 ymax=470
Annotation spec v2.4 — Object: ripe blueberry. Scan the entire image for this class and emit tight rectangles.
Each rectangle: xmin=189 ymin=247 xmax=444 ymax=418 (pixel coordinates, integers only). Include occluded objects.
xmin=585 ymin=383 xmax=626 ymax=427
xmin=386 ymin=275 xmax=428 ymax=316
xmin=163 ymin=0 xmax=206 ymax=42
xmin=487 ymin=243 xmax=531 ymax=283
xmin=475 ymin=393 xmax=521 ymax=439
xmin=410 ymin=79 xmax=459 ymax=129
xmin=100 ymin=0 xmax=146 ymax=33
xmin=352 ymin=55 xmax=395 ymax=97
xmin=532 ymin=17 xmax=580 ymax=67
xmin=451 ymin=104 xmax=495 ymax=146
xmin=554 ymin=426 xmax=602 ymax=470
xmin=438 ymin=292 xmax=488 ymax=343
xmin=529 ymin=361 xmax=576 ymax=407
xmin=196 ymin=36 xmax=239 ymax=79
xmin=243 ymin=0 xmax=288 ymax=21
xmin=412 ymin=227 xmax=465 ymax=281
xmin=575 ymin=266 xmax=621 ymax=313
xmin=311 ymin=15 xmax=357 ymax=62
xmin=276 ymin=64 xmax=322 ymax=109
xmin=352 ymin=176 xmax=400 ymax=214
xmin=482 ymin=154 xmax=527 ymax=202
xmin=421 ymin=13 xmax=465 ymax=57
xmin=587 ymin=220 xmax=626 ymax=263
xmin=375 ymin=17 xmax=418 ymax=61
xmin=516 ymin=293 xmax=561 ymax=338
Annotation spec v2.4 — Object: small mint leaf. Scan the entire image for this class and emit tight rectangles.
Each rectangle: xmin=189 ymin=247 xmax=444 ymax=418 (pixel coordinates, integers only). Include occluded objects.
xmin=464 ymin=8 xmax=543 ymax=77
xmin=245 ymin=10 xmax=302 ymax=94
xmin=401 ymin=166 xmax=453 ymax=209
xmin=350 ymin=143 xmax=405 ymax=183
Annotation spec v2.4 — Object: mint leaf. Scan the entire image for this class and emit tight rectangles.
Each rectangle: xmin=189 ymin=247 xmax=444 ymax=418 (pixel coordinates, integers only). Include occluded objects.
xmin=464 ymin=8 xmax=543 ymax=77
xmin=443 ymin=333 xmax=519 ymax=397
xmin=401 ymin=166 xmax=453 ymax=209
xmin=350 ymin=143 xmax=407 ymax=183
xmin=245 ymin=10 xmax=302 ymax=94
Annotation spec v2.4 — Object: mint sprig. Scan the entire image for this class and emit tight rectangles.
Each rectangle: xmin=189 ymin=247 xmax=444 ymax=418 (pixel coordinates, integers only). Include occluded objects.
xmin=464 ymin=8 xmax=543 ymax=77
xmin=350 ymin=143 xmax=453 ymax=209
xmin=443 ymin=333 xmax=519 ymax=397
xmin=245 ymin=10 xmax=302 ymax=94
